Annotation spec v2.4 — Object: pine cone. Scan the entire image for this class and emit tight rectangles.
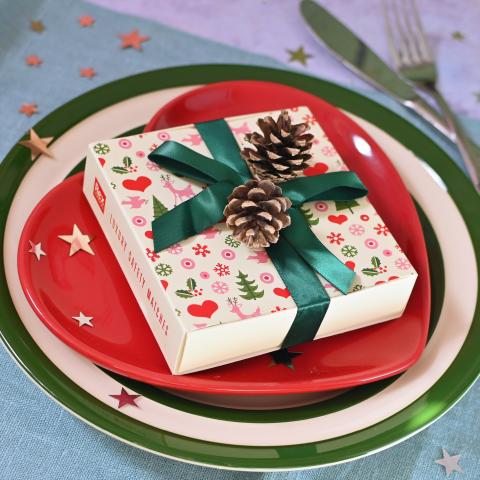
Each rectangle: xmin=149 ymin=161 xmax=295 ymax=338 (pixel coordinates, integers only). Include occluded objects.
xmin=224 ymin=179 xmax=292 ymax=250
xmin=241 ymin=110 xmax=314 ymax=182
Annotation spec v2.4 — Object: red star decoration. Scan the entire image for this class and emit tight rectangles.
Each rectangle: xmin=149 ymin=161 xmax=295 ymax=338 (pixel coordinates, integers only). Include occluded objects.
xmin=80 ymin=67 xmax=96 ymax=79
xmin=25 ymin=55 xmax=42 ymax=67
xmin=118 ymin=29 xmax=150 ymax=50
xmin=109 ymin=388 xmax=140 ymax=408
xmin=78 ymin=15 xmax=95 ymax=27
xmin=19 ymin=103 xmax=38 ymax=117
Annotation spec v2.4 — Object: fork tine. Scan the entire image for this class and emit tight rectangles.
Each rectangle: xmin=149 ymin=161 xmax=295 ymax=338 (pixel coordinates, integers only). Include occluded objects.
xmin=409 ymin=0 xmax=434 ymax=62
xmin=382 ymin=0 xmax=401 ymax=68
xmin=391 ymin=0 xmax=420 ymax=66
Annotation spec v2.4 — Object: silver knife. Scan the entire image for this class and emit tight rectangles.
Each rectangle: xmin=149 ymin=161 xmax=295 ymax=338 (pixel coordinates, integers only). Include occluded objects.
xmin=300 ymin=0 xmax=454 ymax=141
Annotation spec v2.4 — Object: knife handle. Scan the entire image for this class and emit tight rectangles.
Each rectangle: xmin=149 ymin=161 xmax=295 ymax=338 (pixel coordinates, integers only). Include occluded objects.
xmin=403 ymin=98 xmax=456 ymax=141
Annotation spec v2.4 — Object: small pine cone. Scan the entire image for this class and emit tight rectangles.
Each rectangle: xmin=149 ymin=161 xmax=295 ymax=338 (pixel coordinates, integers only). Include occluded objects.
xmin=224 ymin=179 xmax=292 ymax=250
xmin=241 ymin=110 xmax=314 ymax=182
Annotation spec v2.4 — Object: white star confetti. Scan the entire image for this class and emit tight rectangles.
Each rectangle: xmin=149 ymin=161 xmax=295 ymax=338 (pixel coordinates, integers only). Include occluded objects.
xmin=435 ymin=448 xmax=464 ymax=477
xmin=72 ymin=312 xmax=93 ymax=327
xmin=28 ymin=240 xmax=46 ymax=261
xmin=58 ymin=224 xmax=94 ymax=256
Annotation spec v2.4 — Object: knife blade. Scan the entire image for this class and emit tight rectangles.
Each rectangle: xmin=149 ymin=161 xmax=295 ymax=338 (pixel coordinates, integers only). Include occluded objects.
xmin=300 ymin=0 xmax=453 ymax=140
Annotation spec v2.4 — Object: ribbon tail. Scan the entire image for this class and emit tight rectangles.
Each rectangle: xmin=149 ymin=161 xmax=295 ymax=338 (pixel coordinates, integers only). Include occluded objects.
xmin=282 ymin=208 xmax=355 ymax=294
xmin=268 ymin=238 xmax=330 ymax=349
xmin=152 ymin=181 xmax=233 ymax=252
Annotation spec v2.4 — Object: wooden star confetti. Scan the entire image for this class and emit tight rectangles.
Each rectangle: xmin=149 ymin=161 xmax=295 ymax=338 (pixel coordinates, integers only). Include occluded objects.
xmin=118 ymin=29 xmax=150 ymax=50
xmin=18 ymin=103 xmax=38 ymax=117
xmin=269 ymin=348 xmax=302 ymax=370
xmin=72 ymin=312 xmax=93 ymax=327
xmin=286 ymin=46 xmax=313 ymax=66
xmin=28 ymin=241 xmax=46 ymax=261
xmin=435 ymin=449 xmax=464 ymax=477
xmin=19 ymin=129 xmax=54 ymax=160
xmin=110 ymin=388 xmax=140 ymax=408
xmin=58 ymin=224 xmax=94 ymax=256
xmin=78 ymin=15 xmax=95 ymax=27
xmin=451 ymin=31 xmax=464 ymax=41
xmin=30 ymin=20 xmax=45 ymax=33
xmin=80 ymin=67 xmax=96 ymax=79
xmin=25 ymin=55 xmax=42 ymax=67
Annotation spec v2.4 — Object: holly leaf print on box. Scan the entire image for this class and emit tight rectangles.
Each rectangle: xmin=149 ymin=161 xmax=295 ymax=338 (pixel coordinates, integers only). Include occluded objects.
xmin=111 ymin=156 xmax=134 ymax=174
xmin=175 ymin=277 xmax=199 ymax=298
xmin=152 ymin=195 xmax=168 ymax=219
xmin=299 ymin=205 xmax=319 ymax=226
xmin=362 ymin=256 xmax=381 ymax=276
xmin=236 ymin=271 xmax=264 ymax=300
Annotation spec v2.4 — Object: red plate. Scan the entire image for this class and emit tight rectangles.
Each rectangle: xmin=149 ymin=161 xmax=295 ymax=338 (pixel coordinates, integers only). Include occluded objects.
xmin=18 ymin=81 xmax=430 ymax=395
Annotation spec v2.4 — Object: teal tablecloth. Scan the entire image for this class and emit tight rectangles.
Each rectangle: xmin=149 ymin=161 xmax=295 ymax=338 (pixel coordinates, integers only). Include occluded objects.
xmin=0 ymin=1 xmax=478 ymax=478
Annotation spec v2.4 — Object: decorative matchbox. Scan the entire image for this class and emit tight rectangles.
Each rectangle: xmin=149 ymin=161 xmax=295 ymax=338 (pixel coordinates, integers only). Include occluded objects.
xmin=83 ymin=107 xmax=417 ymax=374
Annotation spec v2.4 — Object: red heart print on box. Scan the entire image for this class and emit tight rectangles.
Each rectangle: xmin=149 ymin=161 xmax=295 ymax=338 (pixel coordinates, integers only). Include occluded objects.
xmin=273 ymin=287 xmax=291 ymax=298
xmin=187 ymin=300 xmax=218 ymax=319
xmin=328 ymin=214 xmax=348 ymax=225
xmin=122 ymin=176 xmax=152 ymax=192
xmin=304 ymin=162 xmax=328 ymax=176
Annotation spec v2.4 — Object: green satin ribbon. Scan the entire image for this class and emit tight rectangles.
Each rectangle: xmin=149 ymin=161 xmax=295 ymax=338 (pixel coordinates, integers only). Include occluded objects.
xmin=148 ymin=119 xmax=368 ymax=348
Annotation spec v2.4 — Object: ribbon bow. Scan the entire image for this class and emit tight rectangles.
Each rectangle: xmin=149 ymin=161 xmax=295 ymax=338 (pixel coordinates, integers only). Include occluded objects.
xmin=149 ymin=119 xmax=367 ymax=348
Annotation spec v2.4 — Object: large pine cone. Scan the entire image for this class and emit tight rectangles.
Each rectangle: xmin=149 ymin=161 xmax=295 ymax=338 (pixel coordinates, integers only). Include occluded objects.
xmin=224 ymin=179 xmax=292 ymax=250
xmin=241 ymin=110 xmax=314 ymax=182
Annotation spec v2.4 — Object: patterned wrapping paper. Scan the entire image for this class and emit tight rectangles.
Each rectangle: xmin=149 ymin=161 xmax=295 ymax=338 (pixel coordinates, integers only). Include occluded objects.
xmin=88 ymin=106 xmax=416 ymax=332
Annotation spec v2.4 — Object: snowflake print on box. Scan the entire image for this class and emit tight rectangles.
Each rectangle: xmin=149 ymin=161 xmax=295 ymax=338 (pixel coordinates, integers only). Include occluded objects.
xmin=87 ymin=106 xmax=416 ymax=335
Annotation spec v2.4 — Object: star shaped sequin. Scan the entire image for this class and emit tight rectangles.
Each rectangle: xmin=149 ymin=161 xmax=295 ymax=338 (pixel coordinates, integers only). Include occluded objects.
xmin=25 ymin=55 xmax=42 ymax=67
xmin=28 ymin=241 xmax=46 ymax=261
xmin=78 ymin=15 xmax=95 ymax=27
xmin=286 ymin=46 xmax=313 ymax=66
xmin=30 ymin=20 xmax=45 ymax=33
xmin=18 ymin=103 xmax=38 ymax=117
xmin=118 ymin=29 xmax=150 ymax=50
xmin=72 ymin=312 xmax=93 ymax=327
xmin=110 ymin=388 xmax=140 ymax=408
xmin=19 ymin=129 xmax=54 ymax=160
xmin=435 ymin=449 xmax=464 ymax=476
xmin=269 ymin=348 xmax=302 ymax=370
xmin=80 ymin=67 xmax=96 ymax=79
xmin=451 ymin=31 xmax=464 ymax=40
xmin=58 ymin=224 xmax=94 ymax=256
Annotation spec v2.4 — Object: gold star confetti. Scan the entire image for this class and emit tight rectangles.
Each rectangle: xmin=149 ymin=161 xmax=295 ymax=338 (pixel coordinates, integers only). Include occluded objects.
xmin=30 ymin=20 xmax=45 ymax=33
xmin=19 ymin=129 xmax=54 ymax=161
xmin=58 ymin=224 xmax=95 ymax=256
xmin=28 ymin=241 xmax=46 ymax=261
xmin=286 ymin=46 xmax=313 ymax=66
xmin=451 ymin=31 xmax=464 ymax=41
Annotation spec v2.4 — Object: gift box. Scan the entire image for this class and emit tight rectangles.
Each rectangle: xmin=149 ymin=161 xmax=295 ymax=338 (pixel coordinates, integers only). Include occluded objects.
xmin=83 ymin=106 xmax=417 ymax=374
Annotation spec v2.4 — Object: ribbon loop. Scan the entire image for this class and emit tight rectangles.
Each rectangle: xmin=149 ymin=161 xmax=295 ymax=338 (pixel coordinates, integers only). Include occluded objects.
xmin=149 ymin=141 xmax=240 ymax=185
xmin=152 ymin=181 xmax=234 ymax=252
xmin=281 ymin=171 xmax=367 ymax=206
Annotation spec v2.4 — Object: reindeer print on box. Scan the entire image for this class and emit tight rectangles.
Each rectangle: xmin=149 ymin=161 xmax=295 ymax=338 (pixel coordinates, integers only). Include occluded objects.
xmin=159 ymin=173 xmax=195 ymax=206
xmin=83 ymin=107 xmax=417 ymax=374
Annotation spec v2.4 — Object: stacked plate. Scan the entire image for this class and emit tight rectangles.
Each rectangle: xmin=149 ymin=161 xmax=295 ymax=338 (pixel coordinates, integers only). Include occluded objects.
xmin=1 ymin=66 xmax=478 ymax=471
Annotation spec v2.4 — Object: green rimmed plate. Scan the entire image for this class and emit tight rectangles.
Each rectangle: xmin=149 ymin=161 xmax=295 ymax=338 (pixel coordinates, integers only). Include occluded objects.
xmin=0 ymin=65 xmax=478 ymax=470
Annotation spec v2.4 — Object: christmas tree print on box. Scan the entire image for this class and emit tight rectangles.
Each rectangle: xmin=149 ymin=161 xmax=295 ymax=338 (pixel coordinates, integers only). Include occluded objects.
xmin=89 ymin=107 xmax=416 ymax=333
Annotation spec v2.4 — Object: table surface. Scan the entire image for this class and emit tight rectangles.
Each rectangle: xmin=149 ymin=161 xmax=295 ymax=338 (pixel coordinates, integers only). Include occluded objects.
xmin=0 ymin=0 xmax=478 ymax=479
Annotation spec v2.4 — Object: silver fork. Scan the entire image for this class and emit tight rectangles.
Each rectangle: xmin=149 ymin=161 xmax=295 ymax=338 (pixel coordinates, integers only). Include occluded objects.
xmin=384 ymin=0 xmax=480 ymax=192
